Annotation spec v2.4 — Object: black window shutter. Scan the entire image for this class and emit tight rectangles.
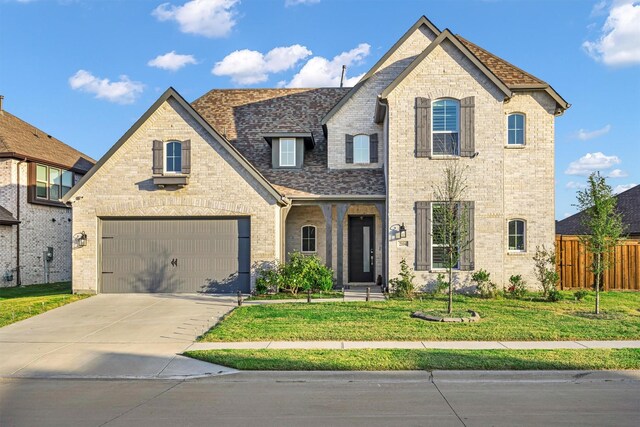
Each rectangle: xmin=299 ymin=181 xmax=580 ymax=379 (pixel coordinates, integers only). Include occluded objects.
xmin=460 ymin=96 xmax=475 ymax=157
xmin=415 ymin=97 xmax=431 ymax=157
xmin=415 ymin=201 xmax=431 ymax=271
xmin=181 ymin=139 xmax=191 ymax=174
xmin=345 ymin=134 xmax=354 ymax=164
xmin=152 ymin=140 xmax=163 ymax=174
xmin=369 ymin=133 xmax=378 ymax=163
xmin=459 ymin=201 xmax=475 ymax=271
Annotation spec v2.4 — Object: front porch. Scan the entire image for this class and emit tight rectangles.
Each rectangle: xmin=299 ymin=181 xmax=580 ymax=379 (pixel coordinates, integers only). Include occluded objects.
xmin=282 ymin=199 xmax=386 ymax=287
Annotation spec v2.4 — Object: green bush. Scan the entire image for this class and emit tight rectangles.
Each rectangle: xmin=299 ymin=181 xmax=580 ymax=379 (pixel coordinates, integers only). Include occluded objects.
xmin=279 ymin=252 xmax=334 ymax=294
xmin=533 ymin=245 xmax=559 ymax=298
xmin=505 ymin=275 xmax=527 ymax=298
xmin=389 ymin=259 xmax=416 ymax=299
xmin=574 ymin=290 xmax=589 ymax=301
xmin=471 ymin=269 xmax=497 ymax=298
xmin=431 ymin=273 xmax=448 ymax=296
xmin=547 ymin=288 xmax=563 ymax=302
xmin=254 ymin=263 xmax=280 ymax=294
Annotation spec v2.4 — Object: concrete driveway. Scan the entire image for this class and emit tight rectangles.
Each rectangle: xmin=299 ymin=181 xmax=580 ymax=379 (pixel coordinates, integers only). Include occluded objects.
xmin=0 ymin=294 xmax=239 ymax=379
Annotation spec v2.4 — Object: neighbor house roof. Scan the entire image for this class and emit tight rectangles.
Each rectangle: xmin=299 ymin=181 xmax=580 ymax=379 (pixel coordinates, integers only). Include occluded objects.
xmin=192 ymin=88 xmax=386 ymax=197
xmin=556 ymin=185 xmax=640 ymax=236
xmin=0 ymin=110 xmax=95 ymax=173
xmin=0 ymin=205 xmax=19 ymax=226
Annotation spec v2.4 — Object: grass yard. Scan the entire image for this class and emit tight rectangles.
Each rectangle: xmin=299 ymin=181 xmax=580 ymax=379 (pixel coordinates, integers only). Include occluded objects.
xmin=0 ymin=282 xmax=90 ymax=328
xmin=186 ymin=348 xmax=640 ymax=371
xmin=200 ymin=291 xmax=640 ymax=342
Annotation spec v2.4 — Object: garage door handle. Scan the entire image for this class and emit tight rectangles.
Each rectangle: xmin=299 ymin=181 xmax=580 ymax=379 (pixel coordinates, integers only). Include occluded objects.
xmin=171 ymin=258 xmax=178 ymax=267
xmin=102 ymin=272 xmax=113 ymax=274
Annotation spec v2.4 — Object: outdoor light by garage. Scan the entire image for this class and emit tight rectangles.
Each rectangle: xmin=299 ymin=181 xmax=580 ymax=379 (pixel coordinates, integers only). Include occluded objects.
xmin=75 ymin=231 xmax=87 ymax=247
xmin=399 ymin=223 xmax=407 ymax=239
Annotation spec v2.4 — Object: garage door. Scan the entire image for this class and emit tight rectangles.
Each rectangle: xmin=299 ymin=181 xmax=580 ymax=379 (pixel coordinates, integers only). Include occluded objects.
xmin=101 ymin=218 xmax=250 ymax=293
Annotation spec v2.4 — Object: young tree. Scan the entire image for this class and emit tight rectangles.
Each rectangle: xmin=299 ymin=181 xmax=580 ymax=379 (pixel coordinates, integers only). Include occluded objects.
xmin=433 ymin=162 xmax=473 ymax=314
xmin=575 ymin=172 xmax=625 ymax=314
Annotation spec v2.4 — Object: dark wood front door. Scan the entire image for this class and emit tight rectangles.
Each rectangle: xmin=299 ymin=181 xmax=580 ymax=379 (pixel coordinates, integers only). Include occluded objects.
xmin=348 ymin=216 xmax=375 ymax=283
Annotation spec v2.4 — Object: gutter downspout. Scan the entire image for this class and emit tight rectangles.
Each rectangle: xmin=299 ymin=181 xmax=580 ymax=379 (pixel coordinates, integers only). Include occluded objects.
xmin=16 ymin=158 xmax=27 ymax=286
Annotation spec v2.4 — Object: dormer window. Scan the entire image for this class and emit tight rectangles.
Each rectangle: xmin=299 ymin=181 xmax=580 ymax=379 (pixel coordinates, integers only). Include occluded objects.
xmin=279 ymin=138 xmax=296 ymax=167
xmin=353 ymin=135 xmax=370 ymax=164
xmin=165 ymin=141 xmax=182 ymax=173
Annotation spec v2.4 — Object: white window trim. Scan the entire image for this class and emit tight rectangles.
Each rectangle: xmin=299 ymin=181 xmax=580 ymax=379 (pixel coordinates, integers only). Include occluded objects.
xmin=431 ymin=202 xmax=460 ymax=271
xmin=506 ymin=113 xmax=526 ymax=147
xmin=301 ymin=224 xmax=317 ymax=253
xmin=279 ymin=138 xmax=296 ymax=167
xmin=431 ymin=98 xmax=460 ymax=157
xmin=164 ymin=140 xmax=182 ymax=174
xmin=353 ymin=134 xmax=370 ymax=164
xmin=507 ymin=219 xmax=527 ymax=253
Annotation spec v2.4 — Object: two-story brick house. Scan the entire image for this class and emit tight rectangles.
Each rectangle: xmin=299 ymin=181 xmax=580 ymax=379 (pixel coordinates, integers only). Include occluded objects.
xmin=64 ymin=16 xmax=568 ymax=294
xmin=0 ymin=97 xmax=94 ymax=286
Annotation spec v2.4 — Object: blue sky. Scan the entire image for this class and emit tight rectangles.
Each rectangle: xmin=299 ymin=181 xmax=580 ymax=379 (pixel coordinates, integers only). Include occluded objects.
xmin=1 ymin=0 xmax=638 ymax=218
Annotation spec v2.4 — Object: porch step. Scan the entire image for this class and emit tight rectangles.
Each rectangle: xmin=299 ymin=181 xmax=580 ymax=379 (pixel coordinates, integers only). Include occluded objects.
xmin=343 ymin=287 xmax=385 ymax=301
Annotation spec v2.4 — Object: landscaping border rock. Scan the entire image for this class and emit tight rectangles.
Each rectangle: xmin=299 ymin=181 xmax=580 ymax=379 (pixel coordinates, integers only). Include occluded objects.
xmin=411 ymin=310 xmax=481 ymax=323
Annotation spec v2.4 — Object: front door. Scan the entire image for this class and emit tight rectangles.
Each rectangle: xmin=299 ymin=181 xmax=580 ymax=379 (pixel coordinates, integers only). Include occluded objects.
xmin=348 ymin=216 xmax=375 ymax=283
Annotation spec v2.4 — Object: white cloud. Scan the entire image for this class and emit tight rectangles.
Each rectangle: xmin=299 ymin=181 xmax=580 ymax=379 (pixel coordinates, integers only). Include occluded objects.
xmin=566 ymin=181 xmax=587 ymax=189
xmin=69 ymin=70 xmax=144 ymax=104
xmin=565 ymin=152 xmax=621 ymax=175
xmin=590 ymin=0 xmax=608 ymax=17
xmin=575 ymin=124 xmax=611 ymax=140
xmin=152 ymin=0 xmax=238 ymax=38
xmin=148 ymin=51 xmax=197 ymax=71
xmin=285 ymin=0 xmax=320 ymax=6
xmin=286 ymin=43 xmax=371 ymax=88
xmin=607 ymin=168 xmax=628 ymax=178
xmin=212 ymin=45 xmax=312 ymax=85
xmin=583 ymin=0 xmax=640 ymax=66
xmin=613 ymin=183 xmax=637 ymax=194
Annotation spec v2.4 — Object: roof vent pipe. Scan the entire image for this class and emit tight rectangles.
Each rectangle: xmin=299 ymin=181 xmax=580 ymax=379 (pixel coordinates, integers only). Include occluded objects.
xmin=340 ymin=65 xmax=346 ymax=88
xmin=0 ymin=95 xmax=4 ymax=113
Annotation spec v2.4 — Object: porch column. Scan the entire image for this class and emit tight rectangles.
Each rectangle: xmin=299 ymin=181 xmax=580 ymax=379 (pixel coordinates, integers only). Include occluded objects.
xmin=375 ymin=202 xmax=386 ymax=284
xmin=336 ymin=203 xmax=349 ymax=287
xmin=280 ymin=204 xmax=292 ymax=263
xmin=320 ymin=203 xmax=333 ymax=269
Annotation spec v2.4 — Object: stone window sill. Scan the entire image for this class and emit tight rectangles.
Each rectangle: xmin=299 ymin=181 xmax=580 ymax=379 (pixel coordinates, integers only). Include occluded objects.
xmin=153 ymin=175 xmax=189 ymax=187
xmin=504 ymin=145 xmax=526 ymax=149
xmin=507 ymin=251 xmax=528 ymax=256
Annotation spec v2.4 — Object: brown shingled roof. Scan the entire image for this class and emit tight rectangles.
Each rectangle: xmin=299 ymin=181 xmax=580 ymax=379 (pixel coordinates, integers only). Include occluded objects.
xmin=457 ymin=35 xmax=547 ymax=87
xmin=192 ymin=88 xmax=386 ymax=197
xmin=0 ymin=110 xmax=95 ymax=172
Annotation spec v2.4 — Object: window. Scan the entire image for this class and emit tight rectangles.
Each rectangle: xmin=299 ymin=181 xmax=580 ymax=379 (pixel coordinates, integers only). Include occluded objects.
xmin=507 ymin=113 xmax=525 ymax=145
xmin=508 ymin=220 xmax=526 ymax=252
xmin=165 ymin=141 xmax=182 ymax=173
xmin=432 ymin=99 xmax=459 ymax=156
xmin=301 ymin=225 xmax=316 ymax=253
xmin=353 ymin=134 xmax=370 ymax=164
xmin=280 ymin=138 xmax=296 ymax=167
xmin=431 ymin=203 xmax=459 ymax=269
xmin=34 ymin=164 xmax=74 ymax=202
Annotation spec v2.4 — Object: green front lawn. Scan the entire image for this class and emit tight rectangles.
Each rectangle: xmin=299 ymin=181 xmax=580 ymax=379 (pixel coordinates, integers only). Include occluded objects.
xmin=0 ymin=282 xmax=90 ymax=328
xmin=186 ymin=348 xmax=640 ymax=371
xmin=200 ymin=292 xmax=640 ymax=342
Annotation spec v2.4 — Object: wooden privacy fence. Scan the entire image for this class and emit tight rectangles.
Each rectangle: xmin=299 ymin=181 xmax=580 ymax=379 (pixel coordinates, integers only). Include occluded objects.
xmin=556 ymin=236 xmax=640 ymax=290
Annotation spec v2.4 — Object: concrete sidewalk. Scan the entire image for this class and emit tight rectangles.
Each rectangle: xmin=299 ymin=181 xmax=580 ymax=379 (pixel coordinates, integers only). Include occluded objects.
xmin=188 ymin=340 xmax=640 ymax=351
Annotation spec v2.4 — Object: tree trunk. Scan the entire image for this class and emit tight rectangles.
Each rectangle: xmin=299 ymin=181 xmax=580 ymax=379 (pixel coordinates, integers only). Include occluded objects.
xmin=595 ymin=253 xmax=601 ymax=315
xmin=448 ymin=256 xmax=453 ymax=314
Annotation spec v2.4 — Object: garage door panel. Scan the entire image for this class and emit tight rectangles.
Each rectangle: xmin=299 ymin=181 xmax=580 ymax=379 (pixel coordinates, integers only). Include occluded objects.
xmin=101 ymin=218 xmax=250 ymax=293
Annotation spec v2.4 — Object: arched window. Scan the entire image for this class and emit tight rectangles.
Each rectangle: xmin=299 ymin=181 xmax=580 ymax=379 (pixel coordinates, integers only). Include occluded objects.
xmin=508 ymin=219 xmax=526 ymax=252
xmin=353 ymin=134 xmax=370 ymax=164
xmin=301 ymin=225 xmax=317 ymax=253
xmin=165 ymin=141 xmax=182 ymax=173
xmin=432 ymin=99 xmax=460 ymax=155
xmin=507 ymin=113 xmax=525 ymax=145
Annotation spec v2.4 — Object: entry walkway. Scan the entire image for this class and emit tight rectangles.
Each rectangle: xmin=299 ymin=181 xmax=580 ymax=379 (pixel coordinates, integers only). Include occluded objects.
xmin=188 ymin=340 xmax=640 ymax=351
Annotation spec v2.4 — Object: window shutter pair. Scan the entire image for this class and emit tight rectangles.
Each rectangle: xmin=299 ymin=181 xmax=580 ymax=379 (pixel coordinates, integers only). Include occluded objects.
xmin=415 ymin=201 xmax=474 ymax=271
xmin=415 ymin=96 xmax=475 ymax=157
xmin=345 ymin=133 xmax=378 ymax=163
xmin=152 ymin=139 xmax=191 ymax=174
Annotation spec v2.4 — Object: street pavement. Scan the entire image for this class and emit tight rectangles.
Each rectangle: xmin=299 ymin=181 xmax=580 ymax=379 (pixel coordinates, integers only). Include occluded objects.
xmin=1 ymin=370 xmax=639 ymax=426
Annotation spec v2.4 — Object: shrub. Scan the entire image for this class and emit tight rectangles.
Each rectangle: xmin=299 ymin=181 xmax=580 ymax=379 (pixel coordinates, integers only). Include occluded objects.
xmin=547 ymin=288 xmax=563 ymax=302
xmin=533 ymin=245 xmax=559 ymax=298
xmin=471 ymin=269 xmax=497 ymax=298
xmin=254 ymin=253 xmax=334 ymax=295
xmin=255 ymin=266 xmax=280 ymax=294
xmin=574 ymin=290 xmax=589 ymax=301
xmin=389 ymin=259 xmax=416 ymax=299
xmin=431 ymin=273 xmax=449 ymax=295
xmin=505 ymin=275 xmax=527 ymax=298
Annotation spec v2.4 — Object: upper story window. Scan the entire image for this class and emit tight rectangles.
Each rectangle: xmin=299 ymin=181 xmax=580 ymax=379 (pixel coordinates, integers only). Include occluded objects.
xmin=353 ymin=135 xmax=370 ymax=164
xmin=165 ymin=141 xmax=182 ymax=173
xmin=507 ymin=113 xmax=525 ymax=145
xmin=35 ymin=164 xmax=73 ymax=202
xmin=301 ymin=225 xmax=317 ymax=253
xmin=280 ymin=138 xmax=296 ymax=167
xmin=432 ymin=99 xmax=460 ymax=156
xmin=508 ymin=219 xmax=526 ymax=252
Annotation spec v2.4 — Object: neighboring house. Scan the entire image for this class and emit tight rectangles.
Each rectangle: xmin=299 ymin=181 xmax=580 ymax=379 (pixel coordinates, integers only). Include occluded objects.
xmin=556 ymin=184 xmax=640 ymax=240
xmin=64 ymin=16 xmax=569 ymax=294
xmin=0 ymin=96 xmax=94 ymax=286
